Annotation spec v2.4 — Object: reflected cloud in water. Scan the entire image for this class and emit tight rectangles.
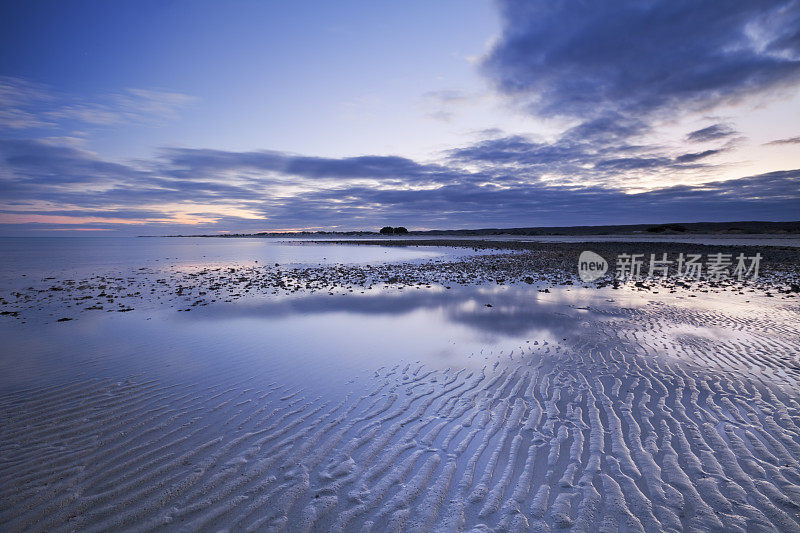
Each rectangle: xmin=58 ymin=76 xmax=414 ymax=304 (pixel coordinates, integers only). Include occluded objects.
xmin=182 ymin=284 xmax=617 ymax=340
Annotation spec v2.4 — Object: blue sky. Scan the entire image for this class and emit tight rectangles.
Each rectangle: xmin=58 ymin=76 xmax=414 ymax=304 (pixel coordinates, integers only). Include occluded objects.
xmin=1 ymin=0 xmax=799 ymax=234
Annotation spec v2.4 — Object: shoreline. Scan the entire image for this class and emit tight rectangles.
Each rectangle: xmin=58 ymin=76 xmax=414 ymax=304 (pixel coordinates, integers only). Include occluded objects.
xmin=2 ymin=240 xmax=798 ymax=325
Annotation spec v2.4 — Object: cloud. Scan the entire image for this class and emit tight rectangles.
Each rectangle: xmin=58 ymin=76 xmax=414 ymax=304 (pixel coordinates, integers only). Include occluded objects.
xmin=245 ymin=169 xmax=800 ymax=230
xmin=481 ymin=1 xmax=800 ymax=121
xmin=0 ymin=139 xmax=143 ymax=187
xmin=686 ymin=124 xmax=738 ymax=143
xmin=44 ymin=88 xmax=198 ymax=126
xmin=764 ymin=135 xmax=800 ymax=145
xmin=0 ymin=76 xmax=197 ymax=131
xmin=419 ymin=90 xmax=477 ymax=122
xmin=161 ymin=147 xmax=468 ymax=185
xmin=447 ymin=127 xmax=725 ymax=188
xmin=0 ymin=137 xmax=797 ymax=234
xmin=0 ymin=77 xmax=56 ymax=129
xmin=674 ymin=149 xmax=724 ymax=163
xmin=116 ymin=89 xmax=198 ymax=121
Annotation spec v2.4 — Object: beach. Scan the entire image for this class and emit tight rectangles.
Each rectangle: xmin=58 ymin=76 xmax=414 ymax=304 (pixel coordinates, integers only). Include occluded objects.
xmin=1 ymin=237 xmax=799 ymax=531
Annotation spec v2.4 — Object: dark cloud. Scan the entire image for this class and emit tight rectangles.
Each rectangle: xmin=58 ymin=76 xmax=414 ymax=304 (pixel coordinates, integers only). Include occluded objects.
xmin=448 ymin=130 xmax=722 ymax=180
xmin=0 ymin=208 xmax=169 ymax=220
xmin=674 ymin=149 xmax=723 ymax=163
xmin=764 ymin=135 xmax=800 ymax=145
xmin=0 ymin=139 xmax=144 ymax=188
xmin=161 ymin=147 xmax=464 ymax=185
xmin=448 ymin=135 xmax=577 ymax=166
xmin=686 ymin=124 xmax=738 ymax=143
xmin=561 ymin=114 xmax=648 ymax=144
xmin=1 ymin=138 xmax=797 ymax=235
xmin=595 ymin=157 xmax=672 ymax=171
xmin=285 ymin=155 xmax=440 ymax=181
xmin=160 ymin=148 xmax=287 ymax=175
xmin=482 ymin=1 xmax=800 ymax=120
xmin=253 ymin=169 xmax=800 ymax=230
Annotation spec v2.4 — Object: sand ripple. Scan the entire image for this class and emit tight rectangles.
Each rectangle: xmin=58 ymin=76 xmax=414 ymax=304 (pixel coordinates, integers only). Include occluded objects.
xmin=2 ymin=310 xmax=800 ymax=532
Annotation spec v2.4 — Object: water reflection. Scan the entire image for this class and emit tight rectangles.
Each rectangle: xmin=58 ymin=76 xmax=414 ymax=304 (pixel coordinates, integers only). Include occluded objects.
xmin=179 ymin=284 xmax=620 ymax=339
xmin=2 ymin=279 xmax=792 ymax=395
xmin=0 ymin=285 xmax=607 ymax=393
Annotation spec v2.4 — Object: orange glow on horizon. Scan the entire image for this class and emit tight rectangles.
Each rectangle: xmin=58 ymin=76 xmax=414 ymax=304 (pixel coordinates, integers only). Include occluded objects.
xmin=45 ymin=228 xmax=115 ymax=231
xmin=0 ymin=213 xmax=222 ymax=226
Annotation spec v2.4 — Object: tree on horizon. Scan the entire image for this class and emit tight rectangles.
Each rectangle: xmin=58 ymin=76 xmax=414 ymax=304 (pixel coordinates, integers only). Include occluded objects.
xmin=379 ymin=226 xmax=408 ymax=234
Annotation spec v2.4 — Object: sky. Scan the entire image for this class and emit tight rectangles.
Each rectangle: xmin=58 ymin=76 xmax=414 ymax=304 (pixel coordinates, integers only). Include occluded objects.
xmin=0 ymin=0 xmax=799 ymax=235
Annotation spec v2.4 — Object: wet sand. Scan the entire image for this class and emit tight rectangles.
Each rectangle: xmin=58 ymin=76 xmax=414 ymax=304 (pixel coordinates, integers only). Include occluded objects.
xmin=1 ymin=239 xmax=799 ymax=531
xmin=1 ymin=240 xmax=798 ymax=324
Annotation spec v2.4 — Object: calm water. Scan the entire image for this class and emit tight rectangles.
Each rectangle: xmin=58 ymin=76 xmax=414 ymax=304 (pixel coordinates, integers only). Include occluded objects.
xmin=0 ymin=237 xmax=539 ymax=393
xmin=0 ymin=237 xmax=447 ymax=285
xmin=0 ymin=237 xmax=788 ymax=395
xmin=0 ymin=284 xmax=608 ymax=392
